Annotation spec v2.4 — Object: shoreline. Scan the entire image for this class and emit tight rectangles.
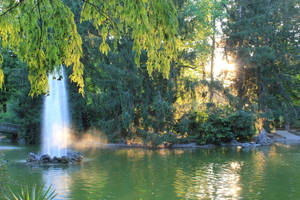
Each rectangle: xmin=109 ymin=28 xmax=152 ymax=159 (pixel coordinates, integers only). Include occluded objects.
xmin=2 ymin=130 xmax=300 ymax=150
xmin=82 ymin=140 xmax=300 ymax=150
xmin=72 ymin=131 xmax=300 ymax=150
xmin=73 ymin=141 xmax=268 ymax=150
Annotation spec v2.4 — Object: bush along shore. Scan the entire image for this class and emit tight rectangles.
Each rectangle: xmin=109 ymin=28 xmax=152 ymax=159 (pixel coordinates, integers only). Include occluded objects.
xmin=84 ymin=128 xmax=274 ymax=150
xmin=96 ymin=108 xmax=274 ymax=149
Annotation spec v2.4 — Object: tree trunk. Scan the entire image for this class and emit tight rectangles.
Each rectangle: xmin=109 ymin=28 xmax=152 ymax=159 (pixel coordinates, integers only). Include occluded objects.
xmin=236 ymin=0 xmax=244 ymax=108
xmin=209 ymin=10 xmax=216 ymax=106
xmin=3 ymin=103 xmax=6 ymax=113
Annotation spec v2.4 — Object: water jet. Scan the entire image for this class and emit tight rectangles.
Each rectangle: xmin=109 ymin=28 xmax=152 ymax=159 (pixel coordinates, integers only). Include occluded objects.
xmin=27 ymin=67 xmax=82 ymax=164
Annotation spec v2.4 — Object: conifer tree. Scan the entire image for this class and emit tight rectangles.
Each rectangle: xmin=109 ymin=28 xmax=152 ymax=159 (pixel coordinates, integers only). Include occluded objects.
xmin=223 ymin=0 xmax=299 ymax=125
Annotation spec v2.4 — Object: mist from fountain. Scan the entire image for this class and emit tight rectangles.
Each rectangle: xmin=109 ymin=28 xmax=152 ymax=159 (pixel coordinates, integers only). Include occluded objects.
xmin=42 ymin=67 xmax=70 ymax=157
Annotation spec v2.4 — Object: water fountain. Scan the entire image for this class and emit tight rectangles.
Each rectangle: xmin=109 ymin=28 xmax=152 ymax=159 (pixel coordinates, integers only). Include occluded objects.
xmin=27 ymin=67 xmax=82 ymax=164
xmin=42 ymin=67 xmax=69 ymax=157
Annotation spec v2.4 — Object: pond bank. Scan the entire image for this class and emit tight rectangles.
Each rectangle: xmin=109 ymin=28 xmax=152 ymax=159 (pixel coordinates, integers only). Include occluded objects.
xmin=92 ymin=141 xmax=261 ymax=150
xmin=87 ymin=130 xmax=300 ymax=150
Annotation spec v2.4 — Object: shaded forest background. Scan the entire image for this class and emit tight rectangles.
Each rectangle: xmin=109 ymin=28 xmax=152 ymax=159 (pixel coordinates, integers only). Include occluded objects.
xmin=0 ymin=0 xmax=299 ymax=145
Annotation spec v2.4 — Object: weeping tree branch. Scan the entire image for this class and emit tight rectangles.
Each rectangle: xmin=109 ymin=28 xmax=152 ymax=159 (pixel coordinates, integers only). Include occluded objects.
xmin=37 ymin=0 xmax=43 ymax=51
xmin=80 ymin=0 xmax=120 ymax=32
xmin=0 ymin=0 xmax=24 ymax=17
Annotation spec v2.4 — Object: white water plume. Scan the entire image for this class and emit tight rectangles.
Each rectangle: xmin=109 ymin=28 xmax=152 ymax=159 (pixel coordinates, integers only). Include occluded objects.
xmin=42 ymin=67 xmax=70 ymax=157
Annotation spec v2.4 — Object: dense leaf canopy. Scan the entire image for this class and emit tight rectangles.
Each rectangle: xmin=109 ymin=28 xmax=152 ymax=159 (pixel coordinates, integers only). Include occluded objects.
xmin=0 ymin=0 xmax=178 ymax=95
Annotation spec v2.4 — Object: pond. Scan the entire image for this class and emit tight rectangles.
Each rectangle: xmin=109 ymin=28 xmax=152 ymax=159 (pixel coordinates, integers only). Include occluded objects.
xmin=1 ymin=144 xmax=300 ymax=200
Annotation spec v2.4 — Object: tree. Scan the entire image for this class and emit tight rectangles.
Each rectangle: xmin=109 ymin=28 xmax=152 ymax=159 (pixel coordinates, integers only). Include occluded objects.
xmin=223 ymin=0 xmax=300 ymax=127
xmin=0 ymin=0 xmax=178 ymax=95
xmin=0 ymin=49 xmax=42 ymax=144
xmin=65 ymin=0 xmax=222 ymax=142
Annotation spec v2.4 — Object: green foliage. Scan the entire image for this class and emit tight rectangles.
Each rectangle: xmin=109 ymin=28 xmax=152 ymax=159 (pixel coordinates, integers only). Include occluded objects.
xmin=223 ymin=0 xmax=300 ymax=123
xmin=0 ymin=0 xmax=83 ymax=96
xmin=81 ymin=0 xmax=178 ymax=78
xmin=177 ymin=107 xmax=256 ymax=144
xmin=66 ymin=0 xmax=260 ymax=146
xmin=0 ymin=53 xmax=3 ymax=88
xmin=4 ymin=185 xmax=56 ymax=200
xmin=0 ymin=0 xmax=179 ymax=95
xmin=0 ymin=49 xmax=42 ymax=144
xmin=68 ymin=35 xmax=177 ymax=142
xmin=292 ymin=120 xmax=300 ymax=129
xmin=0 ymin=69 xmax=4 ymax=89
xmin=64 ymin=1 xmax=182 ymax=144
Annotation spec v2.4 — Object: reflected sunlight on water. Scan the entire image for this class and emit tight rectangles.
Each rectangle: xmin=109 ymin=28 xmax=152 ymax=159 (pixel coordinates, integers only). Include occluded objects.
xmin=3 ymin=145 xmax=300 ymax=200
xmin=41 ymin=162 xmax=109 ymax=199
xmin=0 ymin=146 xmax=22 ymax=150
xmin=174 ymin=161 xmax=242 ymax=200
xmin=43 ymin=168 xmax=72 ymax=200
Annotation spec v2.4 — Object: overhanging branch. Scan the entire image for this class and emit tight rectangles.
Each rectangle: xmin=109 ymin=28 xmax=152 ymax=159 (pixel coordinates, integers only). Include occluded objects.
xmin=81 ymin=0 xmax=119 ymax=31
xmin=0 ymin=0 xmax=24 ymax=17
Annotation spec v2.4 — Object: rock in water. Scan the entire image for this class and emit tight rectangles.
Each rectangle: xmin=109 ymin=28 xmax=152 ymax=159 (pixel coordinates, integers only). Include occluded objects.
xmin=230 ymin=140 xmax=241 ymax=146
xmin=52 ymin=156 xmax=62 ymax=163
xmin=40 ymin=154 xmax=51 ymax=163
xmin=255 ymin=128 xmax=272 ymax=145
xmin=67 ymin=151 xmax=83 ymax=162
xmin=27 ymin=152 xmax=38 ymax=162
xmin=26 ymin=151 xmax=83 ymax=165
xmin=61 ymin=156 xmax=69 ymax=164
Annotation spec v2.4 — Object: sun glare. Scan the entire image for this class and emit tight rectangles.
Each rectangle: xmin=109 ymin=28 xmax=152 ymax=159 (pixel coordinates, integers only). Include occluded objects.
xmin=214 ymin=56 xmax=236 ymax=76
xmin=205 ymin=50 xmax=236 ymax=81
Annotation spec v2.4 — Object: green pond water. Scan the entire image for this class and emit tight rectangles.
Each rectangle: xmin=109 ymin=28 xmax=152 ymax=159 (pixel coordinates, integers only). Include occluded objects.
xmin=1 ymin=144 xmax=300 ymax=200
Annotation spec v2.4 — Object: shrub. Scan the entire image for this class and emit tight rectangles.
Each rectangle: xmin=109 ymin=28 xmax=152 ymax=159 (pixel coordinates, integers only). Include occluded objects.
xmin=176 ymin=107 xmax=256 ymax=145
xmin=4 ymin=185 xmax=56 ymax=200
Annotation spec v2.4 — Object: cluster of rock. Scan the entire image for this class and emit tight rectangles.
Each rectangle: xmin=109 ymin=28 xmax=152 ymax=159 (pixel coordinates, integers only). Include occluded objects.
xmin=226 ymin=140 xmax=262 ymax=148
xmin=171 ymin=143 xmax=216 ymax=149
xmin=171 ymin=129 xmax=273 ymax=149
xmin=26 ymin=151 xmax=83 ymax=165
xmin=225 ymin=128 xmax=273 ymax=148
